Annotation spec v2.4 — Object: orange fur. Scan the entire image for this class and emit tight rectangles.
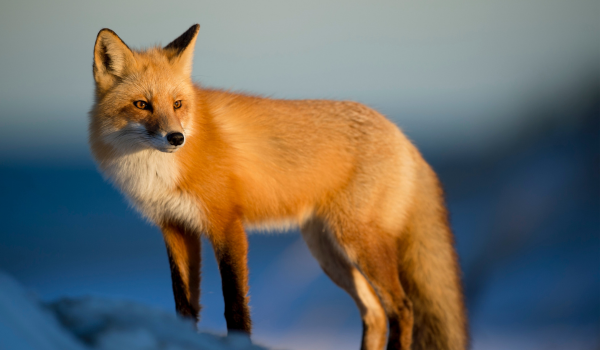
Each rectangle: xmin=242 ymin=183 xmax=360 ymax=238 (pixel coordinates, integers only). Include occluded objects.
xmin=89 ymin=24 xmax=468 ymax=350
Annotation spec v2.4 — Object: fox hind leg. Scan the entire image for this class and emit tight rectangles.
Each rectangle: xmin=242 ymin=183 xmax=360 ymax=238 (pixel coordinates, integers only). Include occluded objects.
xmin=319 ymin=217 xmax=414 ymax=350
xmin=301 ymin=217 xmax=388 ymax=350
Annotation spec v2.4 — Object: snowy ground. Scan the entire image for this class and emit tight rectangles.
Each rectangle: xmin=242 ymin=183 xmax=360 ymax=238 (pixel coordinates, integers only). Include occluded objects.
xmin=0 ymin=272 xmax=269 ymax=350
xmin=1 ymin=268 xmax=597 ymax=350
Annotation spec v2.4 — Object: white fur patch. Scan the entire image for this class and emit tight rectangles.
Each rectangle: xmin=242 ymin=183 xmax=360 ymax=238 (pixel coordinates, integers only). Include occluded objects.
xmin=244 ymin=207 xmax=314 ymax=233
xmin=244 ymin=217 xmax=303 ymax=233
xmin=98 ymin=148 xmax=205 ymax=232
xmin=352 ymin=268 xmax=386 ymax=320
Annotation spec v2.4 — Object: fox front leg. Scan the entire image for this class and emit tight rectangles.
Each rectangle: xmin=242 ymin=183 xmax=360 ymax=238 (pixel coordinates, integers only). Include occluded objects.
xmin=209 ymin=218 xmax=252 ymax=333
xmin=161 ymin=223 xmax=202 ymax=322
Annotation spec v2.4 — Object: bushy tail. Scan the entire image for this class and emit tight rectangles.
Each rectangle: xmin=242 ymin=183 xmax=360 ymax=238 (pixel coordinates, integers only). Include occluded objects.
xmin=399 ymin=166 xmax=468 ymax=350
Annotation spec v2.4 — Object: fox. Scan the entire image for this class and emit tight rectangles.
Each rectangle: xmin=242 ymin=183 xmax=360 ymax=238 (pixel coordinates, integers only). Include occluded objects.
xmin=89 ymin=24 xmax=468 ymax=350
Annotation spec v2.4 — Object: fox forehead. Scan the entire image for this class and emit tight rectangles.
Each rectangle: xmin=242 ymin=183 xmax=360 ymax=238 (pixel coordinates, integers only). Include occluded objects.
xmin=117 ymin=51 xmax=193 ymax=97
xmin=118 ymin=74 xmax=192 ymax=101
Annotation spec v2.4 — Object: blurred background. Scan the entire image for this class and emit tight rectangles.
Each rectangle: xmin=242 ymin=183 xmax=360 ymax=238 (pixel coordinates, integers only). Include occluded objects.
xmin=0 ymin=0 xmax=598 ymax=349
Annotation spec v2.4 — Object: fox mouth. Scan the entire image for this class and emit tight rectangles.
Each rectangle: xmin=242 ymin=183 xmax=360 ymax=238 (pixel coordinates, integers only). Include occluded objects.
xmin=152 ymin=139 xmax=184 ymax=153
xmin=146 ymin=136 xmax=185 ymax=153
xmin=158 ymin=146 xmax=182 ymax=153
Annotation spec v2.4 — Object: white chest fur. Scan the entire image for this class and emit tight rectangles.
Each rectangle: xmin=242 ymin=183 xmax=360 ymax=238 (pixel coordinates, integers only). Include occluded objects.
xmin=99 ymin=149 xmax=204 ymax=232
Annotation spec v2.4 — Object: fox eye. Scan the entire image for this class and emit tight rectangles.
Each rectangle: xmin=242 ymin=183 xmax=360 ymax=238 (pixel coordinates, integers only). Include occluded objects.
xmin=174 ymin=100 xmax=182 ymax=109
xmin=134 ymin=101 xmax=149 ymax=110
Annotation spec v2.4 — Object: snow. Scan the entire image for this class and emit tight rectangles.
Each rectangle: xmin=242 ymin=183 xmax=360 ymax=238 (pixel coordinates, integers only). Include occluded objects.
xmin=0 ymin=272 xmax=269 ymax=350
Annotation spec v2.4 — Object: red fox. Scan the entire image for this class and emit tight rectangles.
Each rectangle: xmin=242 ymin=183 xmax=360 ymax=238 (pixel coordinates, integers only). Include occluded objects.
xmin=89 ymin=24 xmax=468 ymax=350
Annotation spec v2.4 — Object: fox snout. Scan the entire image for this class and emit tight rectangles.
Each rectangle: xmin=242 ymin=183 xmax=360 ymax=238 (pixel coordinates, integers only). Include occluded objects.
xmin=149 ymin=128 xmax=186 ymax=153
xmin=144 ymin=116 xmax=187 ymax=152
xmin=167 ymin=132 xmax=185 ymax=146
xmin=103 ymin=122 xmax=187 ymax=154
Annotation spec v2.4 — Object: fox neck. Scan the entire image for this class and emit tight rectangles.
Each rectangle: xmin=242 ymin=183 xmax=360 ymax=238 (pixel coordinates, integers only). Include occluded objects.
xmin=101 ymin=148 xmax=204 ymax=232
xmin=102 ymin=148 xmax=180 ymax=202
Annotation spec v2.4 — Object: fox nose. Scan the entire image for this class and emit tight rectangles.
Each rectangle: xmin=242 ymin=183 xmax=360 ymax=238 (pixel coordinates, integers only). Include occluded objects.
xmin=167 ymin=132 xmax=185 ymax=146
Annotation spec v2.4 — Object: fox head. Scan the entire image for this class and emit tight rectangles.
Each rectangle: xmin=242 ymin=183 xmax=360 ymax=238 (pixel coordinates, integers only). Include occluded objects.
xmin=90 ymin=25 xmax=200 ymax=154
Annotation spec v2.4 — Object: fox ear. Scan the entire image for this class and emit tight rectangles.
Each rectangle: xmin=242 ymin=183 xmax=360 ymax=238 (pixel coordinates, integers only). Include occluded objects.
xmin=164 ymin=24 xmax=200 ymax=77
xmin=93 ymin=29 xmax=135 ymax=91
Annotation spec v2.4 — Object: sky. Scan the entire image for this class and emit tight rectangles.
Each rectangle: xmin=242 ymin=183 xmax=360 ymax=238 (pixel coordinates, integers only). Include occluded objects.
xmin=0 ymin=0 xmax=597 ymax=163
